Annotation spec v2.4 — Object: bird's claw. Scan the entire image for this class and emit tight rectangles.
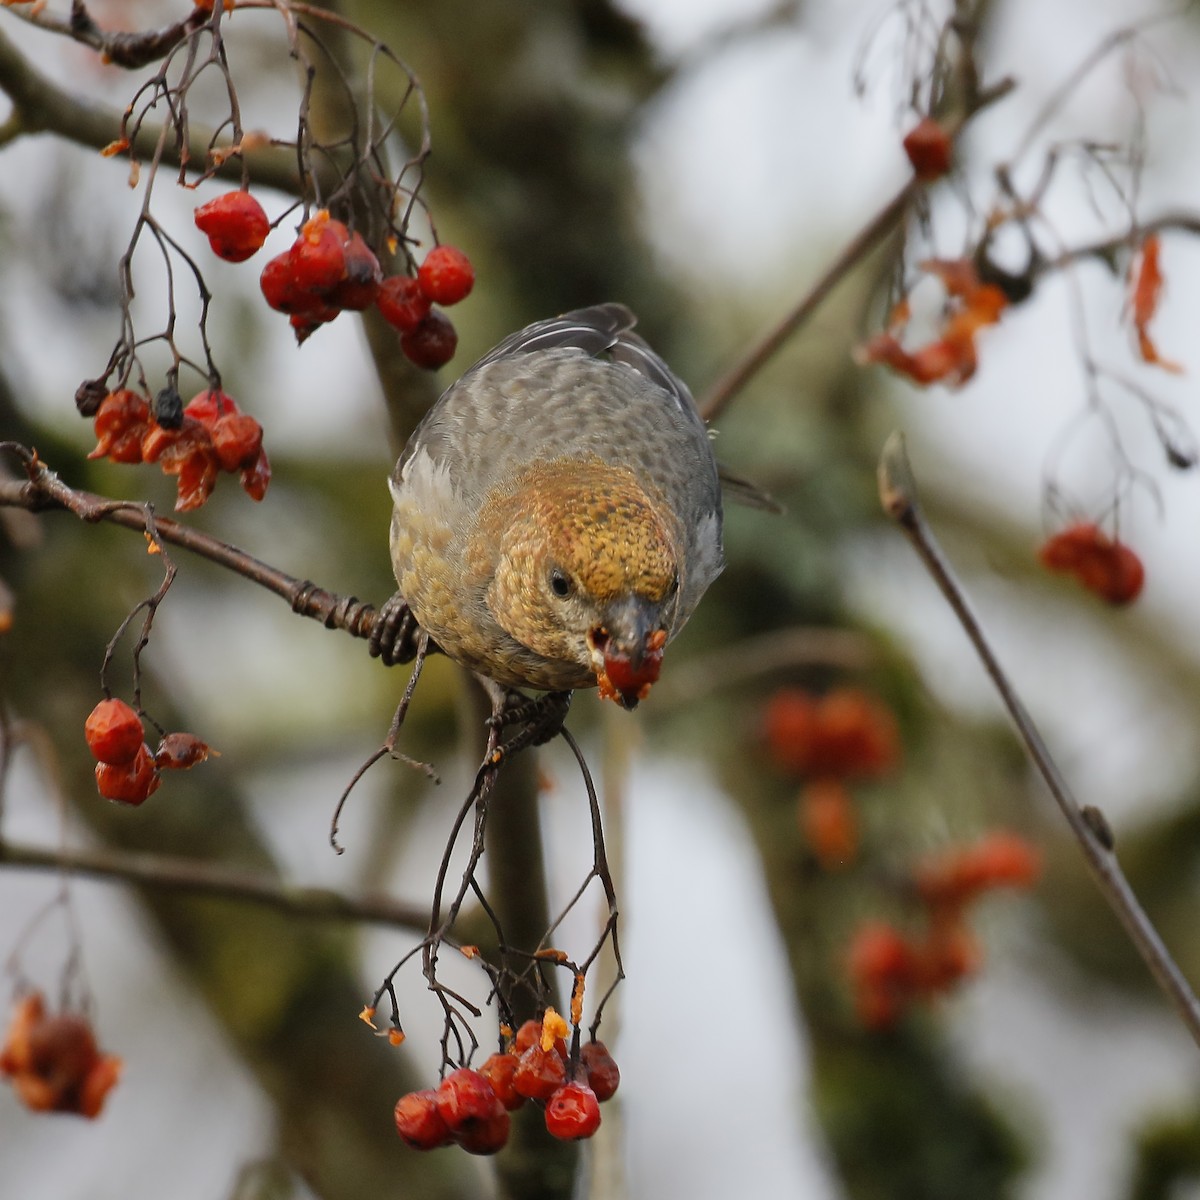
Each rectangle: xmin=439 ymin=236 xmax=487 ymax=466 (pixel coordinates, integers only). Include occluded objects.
xmin=368 ymin=591 xmax=423 ymax=666
xmin=485 ymin=688 xmax=573 ymax=758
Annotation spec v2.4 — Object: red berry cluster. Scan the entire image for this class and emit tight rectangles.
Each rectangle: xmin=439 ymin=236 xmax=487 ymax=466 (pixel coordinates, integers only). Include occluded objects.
xmin=87 ymin=387 xmax=268 ymax=511
xmin=1037 ymin=521 xmax=1144 ymax=605
xmin=85 ymin=698 xmax=212 ymax=806
xmin=848 ymin=831 xmax=1041 ymax=1030
xmin=393 ymin=1012 xmax=618 ymax=1154
xmin=0 ymin=991 xmax=122 ymax=1119
xmin=763 ymin=687 xmax=901 ymax=870
xmin=194 ymin=189 xmax=474 ymax=366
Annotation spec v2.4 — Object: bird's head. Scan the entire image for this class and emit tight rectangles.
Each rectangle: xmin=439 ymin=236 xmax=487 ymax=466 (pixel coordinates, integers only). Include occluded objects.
xmin=483 ymin=459 xmax=682 ymax=707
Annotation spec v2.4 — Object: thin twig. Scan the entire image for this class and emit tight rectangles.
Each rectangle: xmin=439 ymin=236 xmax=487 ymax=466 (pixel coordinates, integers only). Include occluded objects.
xmin=877 ymin=430 xmax=1200 ymax=1049
xmin=0 ymin=838 xmax=428 ymax=930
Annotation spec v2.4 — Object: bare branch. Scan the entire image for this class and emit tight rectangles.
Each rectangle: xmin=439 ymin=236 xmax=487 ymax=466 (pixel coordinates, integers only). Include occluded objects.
xmin=0 ymin=837 xmax=428 ymax=930
xmin=0 ymin=444 xmax=392 ymax=648
xmin=878 ymin=430 xmax=1200 ymax=1050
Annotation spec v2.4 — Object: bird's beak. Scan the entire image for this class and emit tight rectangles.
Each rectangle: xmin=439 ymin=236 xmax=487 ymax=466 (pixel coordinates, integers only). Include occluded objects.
xmin=587 ymin=597 xmax=668 ymax=710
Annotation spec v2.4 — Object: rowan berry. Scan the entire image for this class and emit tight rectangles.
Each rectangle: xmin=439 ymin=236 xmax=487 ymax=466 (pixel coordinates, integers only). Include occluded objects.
xmin=401 ymin=309 xmax=458 ymax=369
xmin=394 ymin=1089 xmax=452 ymax=1150
xmin=545 ymin=1082 xmax=601 ymax=1140
xmin=417 ymin=245 xmax=474 ymax=305
xmin=84 ymin=698 xmax=144 ymax=765
xmin=193 ymin=191 xmax=269 ymax=262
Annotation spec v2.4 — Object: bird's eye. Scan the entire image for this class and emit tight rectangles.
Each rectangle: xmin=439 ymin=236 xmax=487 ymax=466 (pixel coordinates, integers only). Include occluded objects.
xmin=549 ymin=568 xmax=573 ymax=598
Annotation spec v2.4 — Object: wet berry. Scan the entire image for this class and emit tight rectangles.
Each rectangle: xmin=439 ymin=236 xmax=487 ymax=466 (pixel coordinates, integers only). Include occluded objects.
xmin=417 ymin=245 xmax=474 ymax=306
xmin=194 ymin=191 xmax=269 ymax=262
xmin=545 ymin=1082 xmax=601 ymax=1140
xmin=401 ymin=309 xmax=458 ymax=369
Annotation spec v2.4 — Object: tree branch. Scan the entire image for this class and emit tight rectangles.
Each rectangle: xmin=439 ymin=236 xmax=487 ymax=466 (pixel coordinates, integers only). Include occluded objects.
xmin=0 ymin=444 xmax=391 ymax=648
xmin=878 ymin=431 xmax=1200 ymax=1050
xmin=0 ymin=837 xmax=428 ymax=930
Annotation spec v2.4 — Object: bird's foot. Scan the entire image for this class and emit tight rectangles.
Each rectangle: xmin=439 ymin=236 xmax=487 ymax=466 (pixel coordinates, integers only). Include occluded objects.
xmin=367 ymin=591 xmax=423 ymax=667
xmin=481 ymin=685 xmax=573 ymax=760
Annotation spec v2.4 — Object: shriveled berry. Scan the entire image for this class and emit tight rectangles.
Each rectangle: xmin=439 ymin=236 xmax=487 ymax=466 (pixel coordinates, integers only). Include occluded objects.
xmin=167 ymin=446 xmax=220 ymax=512
xmin=394 ymin=1089 xmax=452 ymax=1150
xmin=194 ymin=191 xmax=269 ymax=262
xmin=95 ymin=743 xmax=160 ymax=805
xmin=435 ymin=1068 xmax=496 ymax=1130
xmin=479 ymin=1052 xmax=525 ymax=1111
xmin=88 ymin=390 xmax=150 ymax=464
xmin=239 ymin=447 xmax=271 ymax=502
xmin=580 ymin=1041 xmax=619 ymax=1102
xmin=417 ymin=245 xmax=474 ymax=306
xmin=211 ymin=412 xmax=264 ymax=472
xmin=401 ymin=309 xmax=458 ymax=370
xmin=154 ymin=732 xmax=211 ymax=771
xmin=84 ymin=698 xmax=144 ymax=765
xmin=512 ymin=1044 xmax=566 ymax=1101
xmin=544 ymin=1082 xmax=601 ymax=1140
xmin=375 ymin=275 xmax=430 ymax=333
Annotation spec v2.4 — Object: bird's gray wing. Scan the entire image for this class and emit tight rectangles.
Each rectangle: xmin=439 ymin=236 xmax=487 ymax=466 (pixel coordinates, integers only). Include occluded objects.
xmin=466 ymin=303 xmax=702 ymax=425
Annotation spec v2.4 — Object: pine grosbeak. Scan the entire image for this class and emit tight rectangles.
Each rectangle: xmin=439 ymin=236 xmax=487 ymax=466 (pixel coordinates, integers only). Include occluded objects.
xmin=387 ymin=303 xmax=723 ymax=709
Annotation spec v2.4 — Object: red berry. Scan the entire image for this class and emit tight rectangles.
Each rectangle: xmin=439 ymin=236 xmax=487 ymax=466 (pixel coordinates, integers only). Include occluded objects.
xmin=183 ymin=388 xmax=239 ymax=430
xmin=194 ymin=191 xmax=270 ymax=262
xmin=902 ymin=117 xmax=953 ymax=182
xmin=417 ymin=245 xmax=474 ymax=306
xmin=579 ymin=1041 xmax=619 ymax=1102
xmin=290 ymin=211 xmax=347 ymax=294
xmin=84 ymin=699 xmax=144 ymax=765
xmin=435 ymin=1068 xmax=497 ymax=1130
xmin=512 ymin=1019 xmax=542 ymax=1055
xmin=512 ymin=1044 xmax=566 ymax=1101
xmin=330 ymin=231 xmax=382 ymax=310
xmin=375 ymin=276 xmax=430 ymax=333
xmin=154 ymin=732 xmax=211 ymax=771
xmin=95 ymin=744 xmax=160 ymax=805
xmin=401 ymin=309 xmax=458 ymax=370
xmin=260 ymin=251 xmax=308 ymax=314
xmin=453 ymin=1100 xmax=510 ymax=1155
xmin=211 ymin=412 xmax=264 ymax=472
xmin=479 ymin=1052 xmax=525 ymax=1111
xmin=87 ymin=390 xmax=150 ymax=464
xmin=544 ymin=1082 xmax=601 ymax=1140
xmin=394 ymin=1089 xmax=452 ymax=1150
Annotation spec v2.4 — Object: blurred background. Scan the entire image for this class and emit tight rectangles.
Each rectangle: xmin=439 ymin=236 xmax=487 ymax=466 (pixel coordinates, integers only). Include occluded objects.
xmin=3 ymin=0 xmax=1200 ymax=1197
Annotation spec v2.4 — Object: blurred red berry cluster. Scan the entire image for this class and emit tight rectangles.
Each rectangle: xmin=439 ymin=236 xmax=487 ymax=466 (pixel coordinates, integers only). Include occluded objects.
xmin=196 ymin=192 xmax=475 ymax=367
xmin=0 ymin=992 xmax=121 ymax=1118
xmin=856 ymin=258 xmax=1008 ymax=387
xmin=763 ymin=687 xmax=901 ymax=870
xmin=85 ymin=697 xmax=212 ymax=806
xmin=88 ymin=387 xmax=268 ymax=510
xmin=1037 ymin=522 xmax=1144 ymax=606
xmin=393 ymin=1010 xmax=618 ymax=1154
xmin=848 ymin=831 xmax=1041 ymax=1029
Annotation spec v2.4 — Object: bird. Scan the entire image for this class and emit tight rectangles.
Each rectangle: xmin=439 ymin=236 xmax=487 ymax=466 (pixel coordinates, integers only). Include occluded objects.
xmin=384 ymin=302 xmax=724 ymax=711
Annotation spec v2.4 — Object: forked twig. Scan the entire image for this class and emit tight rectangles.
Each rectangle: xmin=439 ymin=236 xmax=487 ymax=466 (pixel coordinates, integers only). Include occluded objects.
xmin=878 ymin=430 xmax=1200 ymax=1048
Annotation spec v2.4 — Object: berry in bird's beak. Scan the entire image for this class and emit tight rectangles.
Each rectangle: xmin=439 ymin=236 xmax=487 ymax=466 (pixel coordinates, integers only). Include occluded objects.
xmin=589 ymin=627 xmax=667 ymax=709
